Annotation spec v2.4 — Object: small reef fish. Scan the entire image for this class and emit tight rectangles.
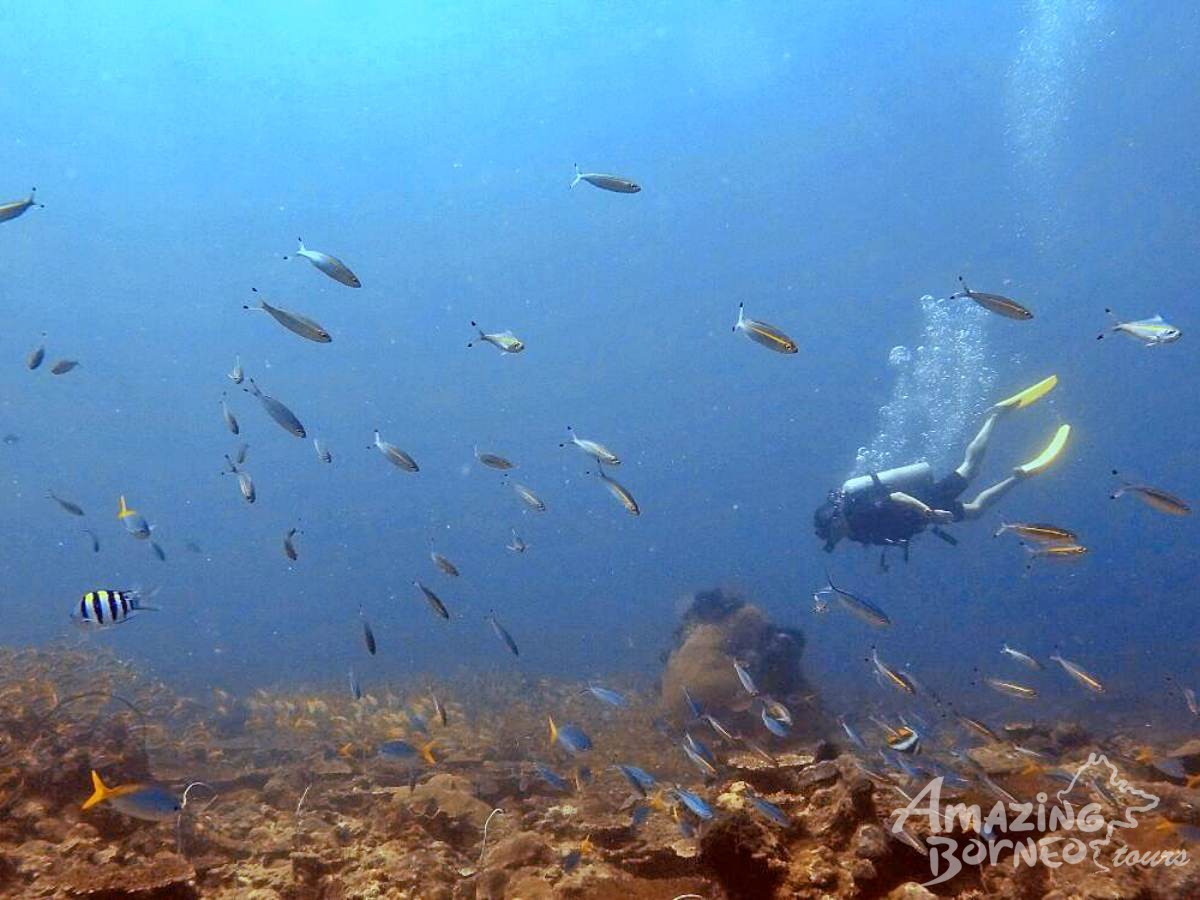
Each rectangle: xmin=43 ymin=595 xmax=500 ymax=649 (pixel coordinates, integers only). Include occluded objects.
xmin=595 ymin=468 xmax=640 ymax=515
xmin=1050 ymin=653 xmax=1105 ymax=694
xmin=223 ymin=455 xmax=255 ymax=504
xmin=837 ymin=715 xmax=867 ymax=751
xmin=359 ymin=606 xmax=377 ymax=655
xmin=49 ymin=359 xmax=79 ymax=375
xmin=534 ymin=762 xmax=571 ymax=792
xmin=73 ymin=589 xmax=156 ymax=627
xmin=414 ymin=581 xmax=450 ymax=620
xmin=703 ymin=713 xmax=737 ymax=742
xmin=506 ymin=529 xmax=528 ymax=553
xmin=1185 ymin=688 xmax=1199 ymax=718
xmin=993 ymin=522 xmax=1077 ymax=542
xmin=512 ymin=482 xmax=546 ymax=512
xmin=951 ymin=276 xmax=1033 ymax=320
xmin=0 ymin=187 xmax=41 ymax=223
xmin=733 ymin=302 xmax=798 ymax=353
xmin=378 ymin=740 xmax=436 ymax=765
xmin=430 ymin=551 xmax=460 ymax=577
xmin=570 ymin=164 xmax=640 ymax=193
xmin=871 ymin=648 xmax=916 ymax=695
xmin=348 ymin=669 xmax=362 ymax=701
xmin=733 ymin=661 xmax=759 ymax=697
xmin=818 ymin=571 xmax=891 ymax=628
xmin=1024 ymin=543 xmax=1088 ymax=562
xmin=83 ymin=529 xmax=100 ymax=553
xmin=151 ymin=541 xmax=166 ymax=562
xmin=288 ymin=238 xmax=361 ymax=287
xmin=683 ymin=686 xmax=704 ymax=720
xmin=581 ymin=684 xmax=628 ymax=708
xmin=762 ymin=697 xmax=793 ymax=726
xmin=228 ymin=355 xmax=243 ymax=385
xmin=373 ymin=429 xmax=419 ymax=472
xmin=468 ymin=321 xmax=525 ymax=353
xmin=475 ymin=447 xmax=515 ymax=470
xmin=487 ymin=614 xmax=520 ymax=657
xmin=985 ymin=678 xmax=1039 ymax=700
xmin=245 ymin=288 xmax=332 ymax=343
xmin=1001 ymin=644 xmax=1044 ymax=671
xmin=82 ymin=771 xmax=180 ymax=822
xmin=1098 ymin=308 xmax=1181 ymax=346
xmin=562 ymin=426 xmax=620 ymax=465
xmin=614 ymin=764 xmax=656 ymax=797
xmin=26 ymin=335 xmax=45 ymax=370
xmin=682 ymin=740 xmax=718 ymax=778
xmin=48 ymin=491 xmax=85 ymax=516
xmin=670 ymin=786 xmax=713 ymax=820
xmin=745 ymin=790 xmax=792 ymax=827
xmin=234 ymin=443 xmax=249 ymax=465
xmin=313 ymin=438 xmax=332 ymax=463
xmin=117 ymin=496 xmax=152 ymax=540
xmin=561 ymin=836 xmax=595 ymax=873
xmin=244 ymin=379 xmax=305 ymax=438
xmin=283 ymin=528 xmax=301 ymax=561
xmin=761 ymin=707 xmax=790 ymax=737
xmin=549 ymin=716 xmax=592 ymax=754
xmin=886 ymin=726 xmax=921 ymax=754
xmin=1110 ymin=470 xmax=1190 ymax=516
xmin=221 ymin=397 xmax=239 ymax=435
xmin=430 ymin=692 xmax=447 ymax=726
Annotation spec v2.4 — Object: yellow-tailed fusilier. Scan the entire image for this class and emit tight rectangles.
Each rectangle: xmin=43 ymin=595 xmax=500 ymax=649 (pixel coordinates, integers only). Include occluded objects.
xmin=72 ymin=589 xmax=157 ymax=627
xmin=1098 ymin=308 xmax=1181 ymax=346
xmin=287 ymin=238 xmax=361 ymax=288
xmin=733 ymin=303 xmax=798 ymax=354
xmin=950 ymin=276 xmax=1033 ymax=320
xmin=245 ymin=288 xmax=332 ymax=343
xmin=117 ymin=496 xmax=152 ymax=540
xmin=468 ymin=321 xmax=524 ymax=354
xmin=0 ymin=187 xmax=41 ymax=223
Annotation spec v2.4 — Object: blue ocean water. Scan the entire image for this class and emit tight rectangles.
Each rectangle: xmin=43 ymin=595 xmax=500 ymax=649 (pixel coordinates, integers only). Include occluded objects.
xmin=0 ymin=1 xmax=1196 ymax=729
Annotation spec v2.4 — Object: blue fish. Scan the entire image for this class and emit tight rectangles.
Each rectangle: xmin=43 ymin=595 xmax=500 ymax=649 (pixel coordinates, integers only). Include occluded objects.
xmin=761 ymin=706 xmax=790 ymax=737
xmin=533 ymin=762 xmax=571 ymax=792
xmin=614 ymin=764 xmax=656 ymax=797
xmin=82 ymin=771 xmax=180 ymax=822
xmin=671 ymin=786 xmax=713 ymax=820
xmin=684 ymin=731 xmax=717 ymax=767
xmin=733 ymin=660 xmax=760 ymax=697
xmin=837 ymin=715 xmax=867 ymax=750
xmin=683 ymin=686 xmax=703 ymax=719
xmin=682 ymin=742 xmax=717 ymax=778
xmin=348 ymin=669 xmax=362 ymax=701
xmin=746 ymin=791 xmax=792 ymax=827
xmin=549 ymin=716 xmax=592 ymax=754
xmin=630 ymin=804 xmax=651 ymax=828
xmin=379 ymin=740 xmax=436 ymax=764
xmin=581 ymin=684 xmax=628 ymax=708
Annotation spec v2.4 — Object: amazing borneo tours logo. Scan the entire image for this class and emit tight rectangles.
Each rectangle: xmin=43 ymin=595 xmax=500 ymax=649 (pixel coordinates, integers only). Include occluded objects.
xmin=889 ymin=752 xmax=1188 ymax=887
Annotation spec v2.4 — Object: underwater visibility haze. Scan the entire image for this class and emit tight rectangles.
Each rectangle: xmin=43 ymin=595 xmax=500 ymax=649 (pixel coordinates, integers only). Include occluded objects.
xmin=1 ymin=2 xmax=1199 ymax=898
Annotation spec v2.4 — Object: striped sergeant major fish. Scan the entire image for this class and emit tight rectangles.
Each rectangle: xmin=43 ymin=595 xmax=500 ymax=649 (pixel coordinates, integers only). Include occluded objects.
xmin=72 ymin=589 xmax=157 ymax=627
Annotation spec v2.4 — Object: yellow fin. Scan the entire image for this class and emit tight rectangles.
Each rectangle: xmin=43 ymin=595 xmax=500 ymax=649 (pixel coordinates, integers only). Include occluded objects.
xmin=81 ymin=770 xmax=110 ymax=811
xmin=117 ymin=495 xmax=137 ymax=520
xmin=994 ymin=375 xmax=1058 ymax=411
xmin=548 ymin=716 xmax=558 ymax=747
xmin=1016 ymin=424 xmax=1070 ymax=476
xmin=420 ymin=741 xmax=436 ymax=765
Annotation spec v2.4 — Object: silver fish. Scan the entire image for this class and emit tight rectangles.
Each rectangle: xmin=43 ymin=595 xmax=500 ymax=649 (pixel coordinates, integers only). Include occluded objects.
xmin=951 ymin=277 xmax=1033 ymax=320
xmin=563 ymin=426 xmax=619 ymax=465
xmin=595 ymin=468 xmax=639 ymax=516
xmin=1000 ymin=644 xmax=1043 ymax=671
xmin=818 ymin=571 xmax=891 ymax=628
xmin=228 ymin=355 xmax=244 ymax=385
xmin=734 ymin=302 xmax=798 ymax=353
xmin=468 ymin=321 xmax=524 ymax=353
xmin=431 ymin=551 xmax=460 ymax=577
xmin=570 ymin=164 xmax=640 ymax=194
xmin=49 ymin=359 xmax=79 ymax=375
xmin=289 ymin=238 xmax=361 ymax=287
xmin=234 ymin=442 xmax=249 ymax=465
xmin=512 ymin=482 xmax=546 ymax=512
xmin=224 ymin=455 xmax=256 ymax=504
xmin=284 ymin=527 xmax=301 ymax=561
xmin=313 ymin=438 xmax=332 ymax=464
xmin=1099 ymin=308 xmax=1181 ymax=346
xmin=221 ymin=397 xmax=239 ymax=435
xmin=487 ymin=614 xmax=520 ymax=656
xmin=244 ymin=379 xmax=306 ymax=438
xmin=506 ymin=529 xmax=528 ymax=553
xmin=246 ymin=288 xmax=332 ymax=343
xmin=1049 ymin=653 xmax=1105 ymax=694
xmin=0 ymin=187 xmax=40 ymax=223
xmin=415 ymin=580 xmax=450 ymax=619
xmin=373 ymin=429 xmax=418 ymax=472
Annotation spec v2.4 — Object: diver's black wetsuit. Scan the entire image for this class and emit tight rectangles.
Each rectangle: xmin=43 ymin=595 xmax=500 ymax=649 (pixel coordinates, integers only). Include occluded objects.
xmin=842 ymin=472 xmax=969 ymax=548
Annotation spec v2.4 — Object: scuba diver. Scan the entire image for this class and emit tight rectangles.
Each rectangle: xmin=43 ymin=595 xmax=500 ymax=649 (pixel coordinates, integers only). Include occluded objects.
xmin=814 ymin=376 xmax=1070 ymax=559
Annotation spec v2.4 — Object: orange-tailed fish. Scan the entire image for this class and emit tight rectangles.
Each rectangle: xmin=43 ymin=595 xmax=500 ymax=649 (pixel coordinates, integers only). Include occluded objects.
xmin=82 ymin=770 xmax=179 ymax=821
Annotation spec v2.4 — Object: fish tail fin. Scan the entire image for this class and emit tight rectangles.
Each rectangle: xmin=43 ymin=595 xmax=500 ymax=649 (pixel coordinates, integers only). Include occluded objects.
xmin=548 ymin=716 xmax=558 ymax=747
xmin=954 ymin=274 xmax=969 ymax=297
xmin=420 ymin=741 xmax=437 ymax=765
xmin=82 ymin=770 xmax=111 ymax=810
xmin=117 ymin=495 xmax=136 ymax=519
xmin=734 ymin=302 xmax=745 ymax=332
xmin=993 ymin=522 xmax=1009 ymax=538
xmin=297 ymin=237 xmax=306 ymax=252
xmin=570 ymin=164 xmax=581 ymax=188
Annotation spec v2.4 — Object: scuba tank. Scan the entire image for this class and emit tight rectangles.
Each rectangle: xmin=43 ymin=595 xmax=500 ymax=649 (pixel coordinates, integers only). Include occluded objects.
xmin=840 ymin=462 xmax=933 ymax=501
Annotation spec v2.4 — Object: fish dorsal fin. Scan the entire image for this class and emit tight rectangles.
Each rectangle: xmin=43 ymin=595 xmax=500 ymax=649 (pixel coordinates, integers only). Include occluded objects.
xmin=1148 ymin=314 xmax=1165 ymax=323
